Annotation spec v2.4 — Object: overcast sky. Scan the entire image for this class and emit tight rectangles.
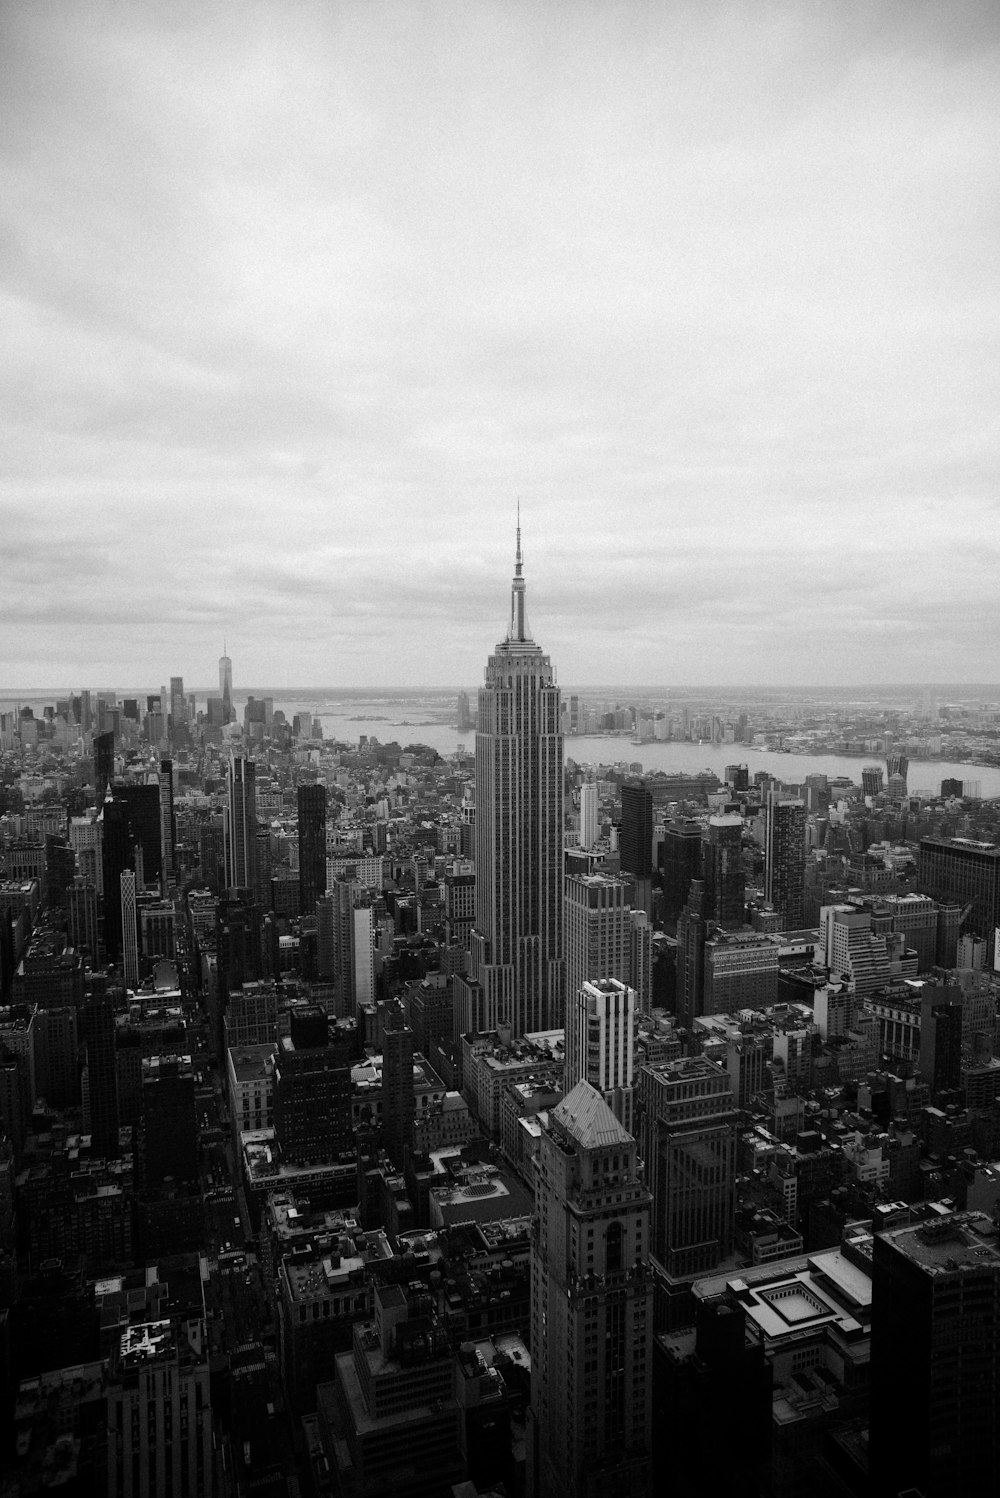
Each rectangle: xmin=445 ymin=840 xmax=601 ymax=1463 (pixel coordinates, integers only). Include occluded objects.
xmin=3 ymin=1 xmax=999 ymax=691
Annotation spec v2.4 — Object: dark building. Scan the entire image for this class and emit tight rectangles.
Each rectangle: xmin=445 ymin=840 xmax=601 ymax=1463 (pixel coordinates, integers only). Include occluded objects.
xmin=273 ymin=1009 xmax=353 ymax=1165
xmin=919 ymin=835 xmax=1000 ymax=940
xmin=919 ymin=990 xmax=963 ymax=1100
xmin=44 ymin=835 xmax=76 ymax=911
xmin=79 ymin=987 xmax=120 ymax=1159
xmin=297 ymin=783 xmax=328 ymax=916
xmin=380 ymin=1000 xmax=415 ymax=1171
xmin=139 ymin=1054 xmax=199 ymax=1187
xmin=675 ymin=879 xmax=708 ymax=1029
xmin=115 ymin=782 xmax=162 ymax=886
xmin=158 ymin=758 xmax=175 ymax=885
xmin=703 ymin=814 xmax=745 ymax=928
xmin=93 ymin=730 xmax=115 ymax=801
xmin=620 ymin=781 xmax=654 ymax=879
xmin=101 ymin=797 xmax=134 ymax=961
xmin=765 ymin=794 xmax=806 ymax=930
xmin=941 ymin=778 xmax=964 ymax=798
xmin=661 ymin=820 xmax=702 ymax=931
xmin=870 ymin=1213 xmax=1000 ymax=1498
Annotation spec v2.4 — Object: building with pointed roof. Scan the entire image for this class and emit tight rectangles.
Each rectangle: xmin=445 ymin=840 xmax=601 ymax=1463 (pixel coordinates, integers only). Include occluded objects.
xmin=457 ymin=524 xmax=564 ymax=1039
xmin=528 ymin=1080 xmax=652 ymax=1498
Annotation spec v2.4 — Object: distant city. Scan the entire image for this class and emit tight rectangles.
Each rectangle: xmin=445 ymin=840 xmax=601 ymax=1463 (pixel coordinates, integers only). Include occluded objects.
xmin=2 ymin=549 xmax=1000 ymax=1497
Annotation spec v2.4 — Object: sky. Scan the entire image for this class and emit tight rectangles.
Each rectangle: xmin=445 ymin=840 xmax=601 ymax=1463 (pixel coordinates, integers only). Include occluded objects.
xmin=3 ymin=0 xmax=999 ymax=691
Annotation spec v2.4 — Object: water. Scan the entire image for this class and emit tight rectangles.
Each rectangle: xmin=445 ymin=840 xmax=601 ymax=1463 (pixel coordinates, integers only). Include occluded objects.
xmin=269 ymin=695 xmax=1000 ymax=798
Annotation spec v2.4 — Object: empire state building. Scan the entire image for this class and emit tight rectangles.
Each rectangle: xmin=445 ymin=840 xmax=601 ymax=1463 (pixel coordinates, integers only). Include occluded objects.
xmin=458 ymin=527 xmax=564 ymax=1039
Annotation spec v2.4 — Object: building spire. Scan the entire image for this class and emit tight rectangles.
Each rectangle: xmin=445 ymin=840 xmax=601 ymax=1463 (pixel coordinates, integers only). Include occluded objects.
xmin=508 ymin=504 xmax=532 ymax=643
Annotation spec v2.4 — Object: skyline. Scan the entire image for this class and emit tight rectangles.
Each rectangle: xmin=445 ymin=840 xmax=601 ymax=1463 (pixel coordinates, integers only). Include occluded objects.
xmin=3 ymin=2 xmax=999 ymax=687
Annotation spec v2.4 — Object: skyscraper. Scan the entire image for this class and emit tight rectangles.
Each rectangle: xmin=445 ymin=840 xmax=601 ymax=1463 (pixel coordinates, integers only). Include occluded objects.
xmin=219 ymin=643 xmax=234 ymax=722
xmin=158 ymin=757 xmax=175 ymax=887
xmin=225 ymin=753 xmax=258 ymax=890
xmin=93 ymin=730 xmax=115 ymax=801
xmin=297 ymin=783 xmax=327 ymax=915
xmin=462 ymin=526 xmax=563 ymax=1037
xmin=579 ymin=780 xmax=599 ymax=850
xmin=703 ymin=813 xmax=745 ymax=927
xmin=764 ymin=792 xmax=806 ymax=930
xmin=565 ymin=978 xmax=637 ymax=1132
xmin=870 ymin=1212 xmax=1000 ymax=1497
xmin=169 ymin=675 xmax=185 ymax=727
xmin=529 ymin=1080 xmax=653 ymax=1498
xmin=120 ymin=869 xmax=139 ymax=988
xmin=564 ymin=871 xmax=632 ymax=1016
xmin=619 ymin=783 xmax=653 ymax=879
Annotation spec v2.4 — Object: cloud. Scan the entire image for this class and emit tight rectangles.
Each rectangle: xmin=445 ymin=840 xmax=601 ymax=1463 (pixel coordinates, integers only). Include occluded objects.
xmin=1 ymin=0 xmax=999 ymax=688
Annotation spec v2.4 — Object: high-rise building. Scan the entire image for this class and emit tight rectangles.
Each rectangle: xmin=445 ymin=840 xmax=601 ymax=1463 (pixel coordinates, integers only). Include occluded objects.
xmin=870 ymin=1212 xmax=1000 ymax=1497
xmin=637 ymin=1056 xmax=739 ymax=1284
xmin=100 ymin=796 xmax=134 ymax=961
xmin=169 ymin=675 xmax=185 ymax=727
xmin=219 ymin=643 xmax=234 ymax=722
xmin=579 ymin=781 xmax=599 ymax=850
xmin=675 ymin=880 xmax=708 ymax=1029
xmin=273 ymin=1009 xmax=353 ymax=1165
xmin=158 ymin=758 xmax=175 ymax=887
xmin=619 ymin=783 xmax=653 ymax=879
xmin=764 ymin=793 xmax=806 ymax=930
xmin=861 ymin=766 xmax=884 ymax=798
xmin=120 ymin=870 xmax=139 ymax=988
xmin=297 ymin=783 xmax=327 ymax=915
xmin=93 ymin=730 xmax=115 ymax=801
xmin=702 ymin=813 xmax=745 ymax=928
xmin=115 ymin=783 xmax=162 ymax=887
xmin=661 ymin=819 xmax=702 ymax=929
xmin=565 ymin=978 xmax=637 ymax=1132
xmin=80 ymin=985 xmax=120 ymax=1159
xmin=564 ymin=872 xmax=632 ymax=1018
xmin=529 ymin=1080 xmax=653 ymax=1498
xmin=225 ymin=754 xmax=258 ymax=891
xmin=380 ymin=1000 xmax=415 ymax=1170
xmin=462 ymin=526 xmax=563 ymax=1037
xmin=919 ymin=835 xmax=1000 ymax=941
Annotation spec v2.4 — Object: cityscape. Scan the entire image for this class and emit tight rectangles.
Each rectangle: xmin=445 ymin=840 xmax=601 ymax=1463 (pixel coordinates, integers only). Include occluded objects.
xmin=4 ymin=4 xmax=1000 ymax=1498
xmin=2 ymin=536 xmax=1000 ymax=1497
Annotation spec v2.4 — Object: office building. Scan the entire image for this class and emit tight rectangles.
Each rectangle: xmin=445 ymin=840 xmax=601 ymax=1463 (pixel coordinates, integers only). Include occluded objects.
xmin=870 ymin=1212 xmax=1000 ymax=1497
xmin=140 ymin=1054 xmax=199 ymax=1187
xmin=764 ymin=793 xmax=805 ymax=930
xmin=675 ymin=880 xmax=708 ymax=1030
xmin=579 ymin=780 xmax=599 ymax=850
xmin=297 ymin=783 xmax=327 ymax=915
xmin=637 ymin=1056 xmax=739 ymax=1283
xmin=219 ymin=644 xmax=234 ymax=722
xmin=661 ymin=819 xmax=702 ymax=929
xmin=80 ymin=988 xmax=120 ymax=1159
xmin=273 ymin=1009 xmax=353 ymax=1165
xmin=101 ymin=795 xmax=134 ymax=961
xmin=919 ymin=835 xmax=1000 ymax=940
xmin=462 ymin=526 xmax=563 ymax=1037
xmin=120 ymin=870 xmax=139 ymax=987
xmin=529 ymin=1080 xmax=653 ymax=1498
xmin=169 ymin=674 xmax=185 ymax=727
xmin=380 ymin=1000 xmax=415 ymax=1170
xmin=107 ymin=1308 xmax=214 ymax=1498
xmin=225 ymin=754 xmax=258 ymax=891
xmin=861 ymin=766 xmax=884 ymax=798
xmin=564 ymin=871 xmax=632 ymax=1018
xmin=565 ymin=978 xmax=637 ymax=1132
xmin=158 ymin=758 xmax=175 ymax=887
xmin=620 ymin=783 xmax=653 ymax=879
xmin=116 ymin=782 xmax=162 ymax=887
xmin=93 ymin=730 xmax=115 ymax=801
xmin=703 ymin=813 xmax=745 ymax=928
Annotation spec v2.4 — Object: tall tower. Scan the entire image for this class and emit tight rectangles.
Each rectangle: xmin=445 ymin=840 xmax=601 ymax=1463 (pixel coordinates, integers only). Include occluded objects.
xmin=297 ymin=783 xmax=327 ymax=915
xmin=579 ymin=780 xmax=599 ymax=850
xmin=467 ymin=523 xmax=564 ymax=1037
xmin=565 ymin=978 xmax=637 ymax=1133
xmin=158 ymin=758 xmax=175 ymax=889
xmin=219 ymin=642 xmax=234 ymax=723
xmin=703 ymin=813 xmax=745 ymax=927
xmin=764 ymin=792 xmax=805 ymax=930
xmin=120 ymin=870 xmax=139 ymax=988
xmin=529 ymin=1080 xmax=653 ymax=1498
xmin=564 ymin=871 xmax=632 ymax=1016
xmin=225 ymin=754 xmax=258 ymax=891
